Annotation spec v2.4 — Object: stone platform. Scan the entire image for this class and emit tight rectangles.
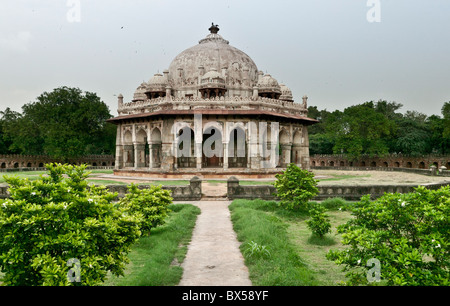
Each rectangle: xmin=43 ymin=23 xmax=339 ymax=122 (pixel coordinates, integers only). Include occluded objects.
xmin=114 ymin=168 xmax=283 ymax=179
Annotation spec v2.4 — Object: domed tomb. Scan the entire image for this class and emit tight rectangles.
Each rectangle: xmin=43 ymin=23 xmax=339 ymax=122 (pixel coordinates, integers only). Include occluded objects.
xmin=109 ymin=24 xmax=319 ymax=178
xmin=168 ymin=24 xmax=259 ymax=97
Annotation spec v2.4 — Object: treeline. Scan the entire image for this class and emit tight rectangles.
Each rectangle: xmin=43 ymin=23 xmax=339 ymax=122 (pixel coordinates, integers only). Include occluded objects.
xmin=0 ymin=87 xmax=116 ymax=160
xmin=308 ymin=100 xmax=450 ymax=159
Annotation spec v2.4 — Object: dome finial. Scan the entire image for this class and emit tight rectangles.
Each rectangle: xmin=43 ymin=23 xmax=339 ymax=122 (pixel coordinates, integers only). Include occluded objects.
xmin=209 ymin=23 xmax=219 ymax=34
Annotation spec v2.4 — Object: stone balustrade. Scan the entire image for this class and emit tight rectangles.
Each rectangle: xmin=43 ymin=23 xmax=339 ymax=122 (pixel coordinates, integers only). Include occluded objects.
xmin=118 ymin=96 xmax=307 ymax=116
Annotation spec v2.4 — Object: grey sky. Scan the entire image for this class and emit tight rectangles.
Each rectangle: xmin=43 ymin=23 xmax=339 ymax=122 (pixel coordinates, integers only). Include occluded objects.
xmin=1 ymin=0 xmax=449 ymax=117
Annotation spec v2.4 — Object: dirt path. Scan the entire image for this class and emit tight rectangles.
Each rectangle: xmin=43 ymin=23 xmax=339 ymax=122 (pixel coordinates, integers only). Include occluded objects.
xmin=176 ymin=201 xmax=252 ymax=286
xmin=313 ymin=170 xmax=449 ymax=186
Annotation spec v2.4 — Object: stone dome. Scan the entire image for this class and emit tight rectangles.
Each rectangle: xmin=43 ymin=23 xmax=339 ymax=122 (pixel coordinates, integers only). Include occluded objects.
xmin=201 ymin=68 xmax=224 ymax=81
xmin=148 ymin=73 xmax=167 ymax=86
xmin=258 ymin=74 xmax=280 ymax=88
xmin=147 ymin=73 xmax=167 ymax=93
xmin=279 ymin=84 xmax=293 ymax=102
xmin=133 ymin=82 xmax=148 ymax=101
xmin=168 ymin=28 xmax=259 ymax=88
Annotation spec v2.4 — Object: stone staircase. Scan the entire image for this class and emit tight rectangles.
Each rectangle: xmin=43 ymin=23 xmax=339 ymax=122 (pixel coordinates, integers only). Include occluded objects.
xmin=200 ymin=182 xmax=228 ymax=201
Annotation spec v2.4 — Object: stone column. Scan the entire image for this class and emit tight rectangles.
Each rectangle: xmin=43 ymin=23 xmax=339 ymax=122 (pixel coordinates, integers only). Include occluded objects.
xmin=195 ymin=142 xmax=203 ymax=169
xmin=115 ymin=125 xmax=123 ymax=170
xmin=133 ymin=143 xmax=139 ymax=169
xmin=123 ymin=145 xmax=134 ymax=168
xmin=281 ymin=144 xmax=292 ymax=167
xmin=161 ymin=143 xmax=174 ymax=172
xmin=115 ymin=145 xmax=123 ymax=170
xmin=148 ymin=142 xmax=154 ymax=169
xmin=223 ymin=142 xmax=229 ymax=170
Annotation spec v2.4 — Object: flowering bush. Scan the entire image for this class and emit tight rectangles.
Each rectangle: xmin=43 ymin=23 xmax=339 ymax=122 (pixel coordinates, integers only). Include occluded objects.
xmin=327 ymin=186 xmax=449 ymax=286
xmin=274 ymin=163 xmax=319 ymax=210
xmin=0 ymin=164 xmax=141 ymax=286
xmin=119 ymin=184 xmax=173 ymax=234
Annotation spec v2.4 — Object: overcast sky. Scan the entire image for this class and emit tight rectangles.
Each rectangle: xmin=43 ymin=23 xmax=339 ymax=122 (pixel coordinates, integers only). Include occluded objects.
xmin=1 ymin=0 xmax=449 ymax=117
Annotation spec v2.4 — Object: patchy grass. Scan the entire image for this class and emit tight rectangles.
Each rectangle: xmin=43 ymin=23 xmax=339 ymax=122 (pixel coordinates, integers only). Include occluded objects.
xmin=229 ymin=199 xmax=319 ymax=286
xmin=229 ymin=199 xmax=354 ymax=286
xmin=103 ymin=204 xmax=200 ymax=286
xmin=316 ymin=173 xmax=371 ymax=183
xmin=0 ymin=169 xmax=113 ymax=184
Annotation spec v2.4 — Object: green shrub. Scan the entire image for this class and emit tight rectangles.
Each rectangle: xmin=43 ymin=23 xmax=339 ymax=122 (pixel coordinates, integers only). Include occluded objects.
xmin=0 ymin=163 xmax=141 ymax=286
xmin=119 ymin=184 xmax=173 ymax=234
xmin=327 ymin=186 xmax=449 ymax=286
xmin=273 ymin=163 xmax=319 ymax=210
xmin=306 ymin=205 xmax=332 ymax=238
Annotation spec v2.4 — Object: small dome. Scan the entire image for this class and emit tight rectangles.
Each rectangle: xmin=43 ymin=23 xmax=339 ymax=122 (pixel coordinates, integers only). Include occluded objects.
xmin=133 ymin=82 xmax=148 ymax=101
xmin=148 ymin=73 xmax=167 ymax=86
xmin=258 ymin=74 xmax=279 ymax=88
xmin=257 ymin=74 xmax=281 ymax=97
xmin=201 ymin=68 xmax=224 ymax=81
xmin=279 ymin=84 xmax=293 ymax=102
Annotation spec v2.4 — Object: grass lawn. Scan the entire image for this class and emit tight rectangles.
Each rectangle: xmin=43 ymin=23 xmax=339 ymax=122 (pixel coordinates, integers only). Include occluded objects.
xmin=0 ymin=169 xmax=114 ymax=184
xmin=229 ymin=199 xmax=353 ymax=286
xmin=103 ymin=203 xmax=200 ymax=286
xmin=316 ymin=173 xmax=371 ymax=182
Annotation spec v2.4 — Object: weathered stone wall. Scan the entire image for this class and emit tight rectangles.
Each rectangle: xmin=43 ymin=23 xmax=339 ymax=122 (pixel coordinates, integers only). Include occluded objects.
xmin=0 ymin=155 xmax=115 ymax=170
xmin=0 ymin=176 xmax=202 ymax=202
xmin=226 ymin=177 xmax=450 ymax=202
xmin=311 ymin=166 xmax=450 ymax=177
xmin=227 ymin=176 xmax=277 ymax=200
xmin=311 ymin=154 xmax=450 ymax=170
xmin=105 ymin=176 xmax=202 ymax=201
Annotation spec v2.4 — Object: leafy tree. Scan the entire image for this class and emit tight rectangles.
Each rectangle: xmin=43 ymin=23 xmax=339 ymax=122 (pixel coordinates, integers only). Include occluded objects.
xmin=274 ymin=163 xmax=319 ymax=210
xmin=1 ymin=87 xmax=116 ymax=159
xmin=443 ymin=102 xmax=450 ymax=139
xmin=393 ymin=115 xmax=429 ymax=156
xmin=309 ymin=134 xmax=335 ymax=155
xmin=426 ymin=115 xmax=448 ymax=155
xmin=327 ymin=186 xmax=449 ymax=286
xmin=0 ymin=164 xmax=141 ymax=286
xmin=329 ymin=102 xmax=394 ymax=160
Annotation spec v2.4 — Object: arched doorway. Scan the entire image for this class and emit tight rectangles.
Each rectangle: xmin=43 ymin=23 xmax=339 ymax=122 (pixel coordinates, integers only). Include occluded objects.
xmin=135 ymin=129 xmax=148 ymax=168
xmin=228 ymin=127 xmax=247 ymax=168
xmin=202 ymin=126 xmax=223 ymax=168
xmin=177 ymin=127 xmax=196 ymax=168
xmin=150 ymin=128 xmax=162 ymax=169
xmin=278 ymin=129 xmax=290 ymax=168
xmin=123 ymin=130 xmax=134 ymax=167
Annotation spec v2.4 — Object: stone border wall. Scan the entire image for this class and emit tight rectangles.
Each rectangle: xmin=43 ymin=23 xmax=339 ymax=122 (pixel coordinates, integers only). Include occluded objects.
xmin=0 ymin=155 xmax=115 ymax=170
xmin=310 ymin=154 xmax=450 ymax=171
xmin=226 ymin=177 xmax=450 ymax=201
xmin=311 ymin=166 xmax=450 ymax=177
xmin=0 ymin=176 xmax=202 ymax=202
xmin=105 ymin=176 xmax=202 ymax=201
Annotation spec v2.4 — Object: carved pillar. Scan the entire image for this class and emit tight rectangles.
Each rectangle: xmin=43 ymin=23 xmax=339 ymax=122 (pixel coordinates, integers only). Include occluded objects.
xmin=148 ymin=142 xmax=154 ymax=169
xmin=115 ymin=125 xmax=123 ymax=170
xmin=195 ymin=142 xmax=203 ymax=169
xmin=281 ymin=144 xmax=292 ymax=167
xmin=223 ymin=142 xmax=229 ymax=170
xmin=123 ymin=145 xmax=134 ymax=168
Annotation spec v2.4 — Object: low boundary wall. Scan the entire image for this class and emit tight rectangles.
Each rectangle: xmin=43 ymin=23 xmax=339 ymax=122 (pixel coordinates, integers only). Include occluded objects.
xmin=311 ymin=166 xmax=450 ymax=177
xmin=105 ymin=176 xmax=202 ymax=201
xmin=226 ymin=177 xmax=450 ymax=201
xmin=1 ymin=176 xmax=448 ymax=202
xmin=0 ymin=176 xmax=202 ymax=202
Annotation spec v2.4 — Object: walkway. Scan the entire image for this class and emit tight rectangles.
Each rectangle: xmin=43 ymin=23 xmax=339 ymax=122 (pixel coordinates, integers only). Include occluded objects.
xmin=175 ymin=200 xmax=252 ymax=286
